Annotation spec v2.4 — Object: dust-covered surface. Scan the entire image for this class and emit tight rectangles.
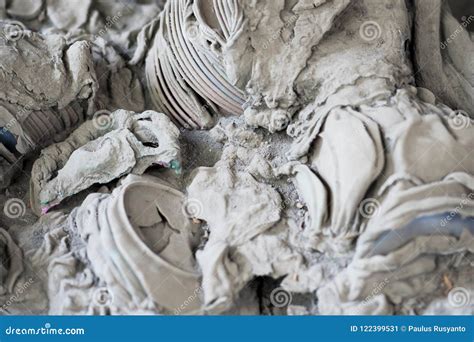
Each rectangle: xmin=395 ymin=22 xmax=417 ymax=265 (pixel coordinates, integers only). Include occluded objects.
xmin=0 ymin=0 xmax=473 ymax=316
